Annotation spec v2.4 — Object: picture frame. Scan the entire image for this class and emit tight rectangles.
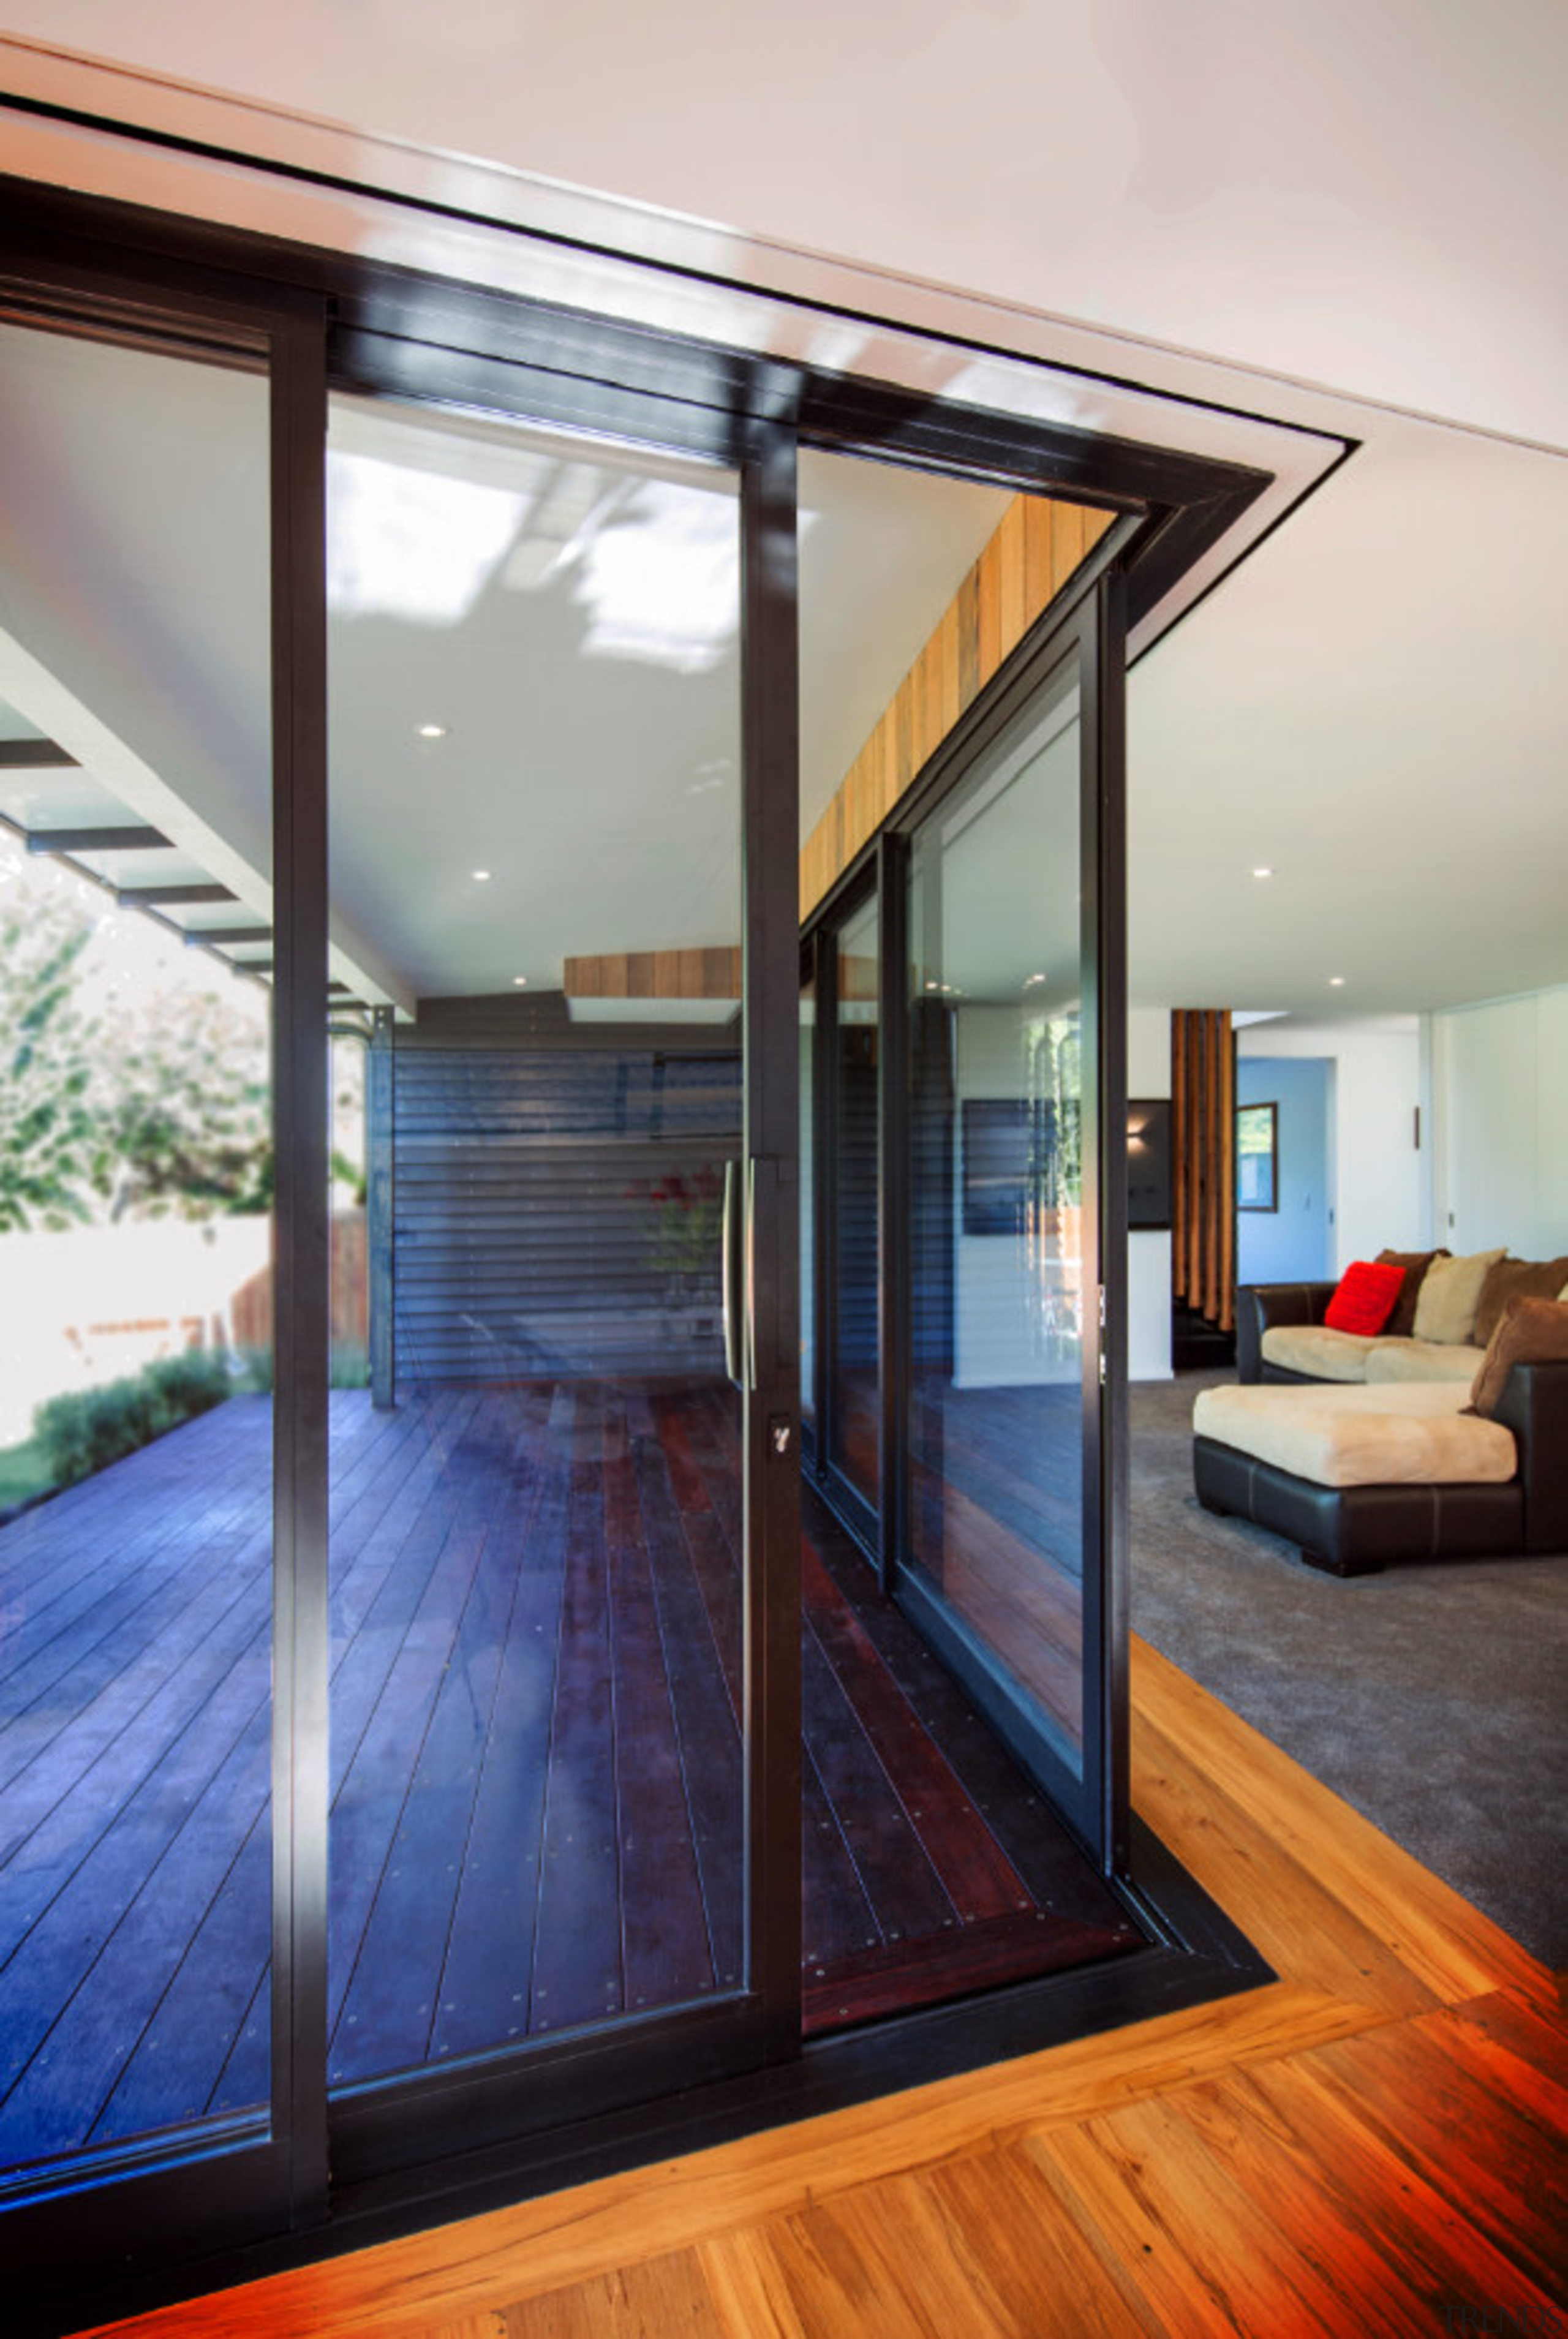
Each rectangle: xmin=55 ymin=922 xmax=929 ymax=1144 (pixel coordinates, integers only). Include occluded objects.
xmin=1237 ymin=1099 xmax=1278 ymax=1211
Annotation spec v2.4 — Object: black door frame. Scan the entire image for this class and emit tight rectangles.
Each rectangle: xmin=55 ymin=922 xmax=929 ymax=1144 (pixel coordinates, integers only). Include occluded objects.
xmin=0 ymin=173 xmax=1274 ymax=2326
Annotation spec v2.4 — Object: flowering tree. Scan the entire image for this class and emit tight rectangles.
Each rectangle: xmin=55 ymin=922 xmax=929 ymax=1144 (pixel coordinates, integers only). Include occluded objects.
xmin=0 ymin=860 xmax=271 ymax=1232
xmin=0 ymin=906 xmax=111 ymax=1230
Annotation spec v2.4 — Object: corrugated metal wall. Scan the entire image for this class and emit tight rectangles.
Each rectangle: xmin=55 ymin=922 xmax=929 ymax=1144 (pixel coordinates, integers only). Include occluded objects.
xmin=391 ymin=1000 xmax=741 ymax=1384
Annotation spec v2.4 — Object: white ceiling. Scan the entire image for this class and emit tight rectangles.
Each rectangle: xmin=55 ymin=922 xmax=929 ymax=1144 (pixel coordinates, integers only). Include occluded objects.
xmin=1 ymin=2 xmax=1565 ymax=1025
xmin=0 ymin=325 xmax=1011 ymax=1008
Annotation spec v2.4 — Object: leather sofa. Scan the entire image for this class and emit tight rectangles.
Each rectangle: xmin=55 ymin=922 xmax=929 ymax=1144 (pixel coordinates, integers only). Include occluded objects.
xmin=1193 ymin=1358 xmax=1568 ymax=1576
xmin=1234 ymin=1279 xmax=1487 ymax=1386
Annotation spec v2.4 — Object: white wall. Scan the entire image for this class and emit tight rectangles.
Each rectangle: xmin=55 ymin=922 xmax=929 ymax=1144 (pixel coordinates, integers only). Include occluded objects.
xmin=1127 ymin=1007 xmax=1172 ymax=1380
xmin=1432 ymin=984 xmax=1568 ymax=1256
xmin=1237 ymin=1014 xmax=1423 ymax=1270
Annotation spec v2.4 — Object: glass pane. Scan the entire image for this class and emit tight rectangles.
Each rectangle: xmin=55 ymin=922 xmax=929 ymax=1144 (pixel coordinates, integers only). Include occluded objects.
xmin=906 ymin=665 xmax=1086 ymax=1771
xmin=325 ymin=395 xmax=746 ymax=2085
xmin=827 ymin=894 xmax=880 ymax=1507
xmin=0 ymin=319 xmax=274 ymax=2175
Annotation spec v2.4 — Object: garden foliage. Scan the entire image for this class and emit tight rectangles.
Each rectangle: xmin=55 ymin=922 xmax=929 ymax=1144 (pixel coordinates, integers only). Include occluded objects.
xmin=34 ymin=1350 xmax=238 ymax=1488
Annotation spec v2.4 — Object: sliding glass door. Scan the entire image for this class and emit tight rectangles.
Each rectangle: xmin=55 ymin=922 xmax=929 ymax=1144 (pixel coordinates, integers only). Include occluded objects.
xmin=318 ymin=360 xmax=801 ymax=2175
xmin=804 ymin=589 xmax=1126 ymax=1863
xmin=898 ymin=619 xmax=1122 ymax=1848
xmin=0 ymin=239 xmax=802 ymax=2264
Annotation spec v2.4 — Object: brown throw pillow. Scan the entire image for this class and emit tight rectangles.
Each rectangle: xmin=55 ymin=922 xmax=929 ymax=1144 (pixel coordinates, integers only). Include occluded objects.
xmin=1473 ymin=1256 xmax=1568 ymax=1349
xmin=1469 ymin=1297 xmax=1568 ymax=1417
xmin=1374 ymin=1247 xmax=1449 ymax=1340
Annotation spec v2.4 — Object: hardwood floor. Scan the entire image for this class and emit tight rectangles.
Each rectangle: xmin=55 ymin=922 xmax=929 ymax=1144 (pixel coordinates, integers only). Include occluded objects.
xmin=70 ymin=1635 xmax=1567 ymax=2337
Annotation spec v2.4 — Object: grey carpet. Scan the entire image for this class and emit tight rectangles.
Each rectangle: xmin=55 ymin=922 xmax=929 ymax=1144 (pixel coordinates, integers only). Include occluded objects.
xmin=1129 ymin=1371 xmax=1568 ymax=1971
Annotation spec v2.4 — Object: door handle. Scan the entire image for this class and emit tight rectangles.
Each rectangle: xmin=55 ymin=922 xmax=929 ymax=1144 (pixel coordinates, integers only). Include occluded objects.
xmin=722 ymin=1156 xmax=761 ymax=1392
xmin=721 ymin=1157 xmax=748 ymax=1390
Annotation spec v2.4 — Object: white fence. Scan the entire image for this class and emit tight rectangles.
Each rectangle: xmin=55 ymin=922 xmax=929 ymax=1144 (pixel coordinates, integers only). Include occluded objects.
xmin=0 ymin=1220 xmax=271 ymax=1445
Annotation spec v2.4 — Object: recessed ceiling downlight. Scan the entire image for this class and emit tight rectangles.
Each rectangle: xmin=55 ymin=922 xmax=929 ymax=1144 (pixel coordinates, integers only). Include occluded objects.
xmin=417 ymin=722 xmax=449 ymax=740
xmin=472 ymin=868 xmax=492 ymax=883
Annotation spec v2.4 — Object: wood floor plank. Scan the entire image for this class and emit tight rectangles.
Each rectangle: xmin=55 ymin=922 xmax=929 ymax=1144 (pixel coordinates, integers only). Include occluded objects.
xmin=800 ymin=1624 xmax=957 ymax=1948
xmin=507 ymin=2250 xmax=730 ymax=2338
xmin=605 ymin=1428 xmax=715 ymax=2013
xmin=1265 ymin=2011 xmax=1568 ymax=2301
xmin=429 ymin=1423 xmax=568 ymax=2060
xmin=702 ymin=2145 xmax=1153 ymax=2339
xmin=631 ymin=1421 xmax=745 ymax=1993
xmin=529 ymin=1393 xmax=625 ymax=2036
xmin=1025 ymin=2085 xmax=1429 ymax=2337
xmin=801 ymin=1746 xmax=881 ymax=1967
xmin=1132 ymin=1635 xmax=1544 ymax=2006
xmin=13 ymin=1696 xmax=272 ymax=2155
xmin=804 ymin=1489 xmax=1120 ymax=1921
xmin=1132 ymin=1698 xmax=1449 ymax=2018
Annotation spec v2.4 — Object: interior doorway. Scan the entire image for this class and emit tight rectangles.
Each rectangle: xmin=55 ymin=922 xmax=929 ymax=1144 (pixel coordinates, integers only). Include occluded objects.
xmin=1236 ymin=1055 xmax=1336 ymax=1284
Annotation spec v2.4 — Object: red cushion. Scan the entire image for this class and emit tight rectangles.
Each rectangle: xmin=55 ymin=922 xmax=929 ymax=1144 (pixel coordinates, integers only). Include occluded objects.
xmin=1323 ymin=1258 xmax=1406 ymax=1336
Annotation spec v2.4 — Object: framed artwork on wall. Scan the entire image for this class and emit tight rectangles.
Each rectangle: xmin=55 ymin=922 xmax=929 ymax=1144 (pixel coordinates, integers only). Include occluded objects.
xmin=1237 ymin=1100 xmax=1278 ymax=1211
xmin=1126 ymin=1098 xmax=1172 ymax=1229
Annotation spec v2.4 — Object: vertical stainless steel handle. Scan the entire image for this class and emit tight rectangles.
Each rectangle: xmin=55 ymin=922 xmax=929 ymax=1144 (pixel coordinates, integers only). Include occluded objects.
xmin=721 ymin=1158 xmax=744 ymax=1388
xmin=721 ymin=1156 xmax=756 ymax=1392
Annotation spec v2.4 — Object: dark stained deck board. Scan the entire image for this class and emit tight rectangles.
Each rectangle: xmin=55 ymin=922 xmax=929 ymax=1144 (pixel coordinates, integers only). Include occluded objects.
xmin=630 ymin=1415 xmax=745 ymax=1994
xmin=0 ymin=1380 xmax=1138 ymax=2172
xmin=0 ymin=1644 xmax=271 ymax=2161
xmin=329 ymin=1404 xmax=530 ymax=2079
xmin=800 ymin=1750 xmax=880 ymax=1968
xmin=606 ymin=1428 xmax=715 ymax=2015
xmin=799 ymin=1625 xmax=958 ymax=1951
xmin=799 ymin=1540 xmax=1030 ymax=1926
xmin=0 ymin=1569 xmax=270 ymax=2030
xmin=206 ymin=1959 xmax=269 ymax=2119
xmin=0 ymin=1448 xmax=270 ymax=1793
xmin=804 ymin=1485 xmax=1129 ymax=1928
xmin=427 ymin=1413 xmax=570 ymax=2062
xmin=328 ymin=1399 xmax=516 ymax=2058
xmin=801 ymin=1902 xmax=1139 ymax=2036
xmin=528 ymin=1393 xmax=627 ymax=2038
xmin=92 ymin=1809 xmax=272 ymax=2144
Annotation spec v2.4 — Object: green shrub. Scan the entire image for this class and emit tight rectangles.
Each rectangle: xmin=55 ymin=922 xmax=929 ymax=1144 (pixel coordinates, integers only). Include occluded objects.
xmin=34 ymin=1348 xmax=236 ymax=1488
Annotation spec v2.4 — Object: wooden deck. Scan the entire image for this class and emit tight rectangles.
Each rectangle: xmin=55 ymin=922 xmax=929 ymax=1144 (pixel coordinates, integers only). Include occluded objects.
xmin=0 ymin=1384 xmax=1136 ymax=2174
xmin=76 ymin=1637 xmax=1566 ymax=2338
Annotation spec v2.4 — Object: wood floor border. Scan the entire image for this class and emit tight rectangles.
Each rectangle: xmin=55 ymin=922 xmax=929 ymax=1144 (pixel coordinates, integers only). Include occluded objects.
xmin=56 ymin=1631 xmax=1564 ymax=2337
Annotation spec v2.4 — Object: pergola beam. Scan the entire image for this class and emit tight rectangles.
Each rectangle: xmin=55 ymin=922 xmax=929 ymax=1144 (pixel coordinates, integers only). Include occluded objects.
xmin=28 ymin=824 xmax=171 ymax=853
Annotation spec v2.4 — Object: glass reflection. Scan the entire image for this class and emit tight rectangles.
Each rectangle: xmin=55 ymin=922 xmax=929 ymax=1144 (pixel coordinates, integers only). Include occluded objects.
xmin=906 ymin=671 xmax=1085 ymax=1768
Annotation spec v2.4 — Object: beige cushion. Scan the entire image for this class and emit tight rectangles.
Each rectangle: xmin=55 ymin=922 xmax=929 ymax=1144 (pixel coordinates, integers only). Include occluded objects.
xmin=1473 ymin=1255 xmax=1568 ymax=1347
xmin=1259 ymin=1324 xmax=1374 ymax=1382
xmin=1365 ymin=1338 xmax=1485 ymax=1385
xmin=1469 ymin=1296 xmax=1568 ymax=1417
xmin=1374 ymin=1246 xmax=1448 ymax=1339
xmin=1194 ymin=1380 xmax=1517 ymax=1488
xmin=1412 ymin=1248 xmax=1507 ymax=1347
